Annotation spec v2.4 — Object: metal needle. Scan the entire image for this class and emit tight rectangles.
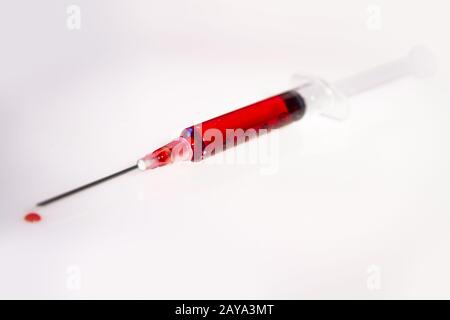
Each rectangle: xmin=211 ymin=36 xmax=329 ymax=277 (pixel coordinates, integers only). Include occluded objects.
xmin=36 ymin=164 xmax=138 ymax=206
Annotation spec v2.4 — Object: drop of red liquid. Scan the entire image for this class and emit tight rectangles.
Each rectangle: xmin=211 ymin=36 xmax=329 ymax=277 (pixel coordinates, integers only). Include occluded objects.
xmin=24 ymin=212 xmax=41 ymax=223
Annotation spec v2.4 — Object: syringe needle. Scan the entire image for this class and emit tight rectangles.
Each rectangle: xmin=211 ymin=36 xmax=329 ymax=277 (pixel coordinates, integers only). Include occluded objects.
xmin=36 ymin=164 xmax=138 ymax=206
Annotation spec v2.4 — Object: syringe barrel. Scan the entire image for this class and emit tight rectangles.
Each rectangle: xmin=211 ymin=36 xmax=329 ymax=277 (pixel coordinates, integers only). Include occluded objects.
xmin=181 ymin=90 xmax=306 ymax=161
xmin=137 ymin=90 xmax=307 ymax=170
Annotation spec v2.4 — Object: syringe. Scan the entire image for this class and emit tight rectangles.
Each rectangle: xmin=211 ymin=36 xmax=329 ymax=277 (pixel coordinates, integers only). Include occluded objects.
xmin=36 ymin=47 xmax=435 ymax=206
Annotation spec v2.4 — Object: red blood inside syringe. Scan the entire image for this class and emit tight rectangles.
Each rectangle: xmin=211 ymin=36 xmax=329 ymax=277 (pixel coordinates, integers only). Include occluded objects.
xmin=138 ymin=90 xmax=306 ymax=170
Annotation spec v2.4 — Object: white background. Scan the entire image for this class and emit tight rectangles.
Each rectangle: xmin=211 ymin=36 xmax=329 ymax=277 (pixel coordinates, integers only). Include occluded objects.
xmin=1 ymin=0 xmax=449 ymax=299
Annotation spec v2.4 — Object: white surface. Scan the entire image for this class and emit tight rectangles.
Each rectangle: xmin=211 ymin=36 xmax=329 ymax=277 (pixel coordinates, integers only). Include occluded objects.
xmin=1 ymin=0 xmax=450 ymax=299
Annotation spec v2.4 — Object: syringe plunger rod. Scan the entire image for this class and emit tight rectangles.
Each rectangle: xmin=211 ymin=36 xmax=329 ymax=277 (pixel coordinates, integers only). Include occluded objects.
xmin=333 ymin=46 xmax=436 ymax=97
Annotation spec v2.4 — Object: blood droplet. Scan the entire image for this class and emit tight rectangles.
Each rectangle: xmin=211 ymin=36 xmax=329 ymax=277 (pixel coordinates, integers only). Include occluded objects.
xmin=24 ymin=212 xmax=41 ymax=223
